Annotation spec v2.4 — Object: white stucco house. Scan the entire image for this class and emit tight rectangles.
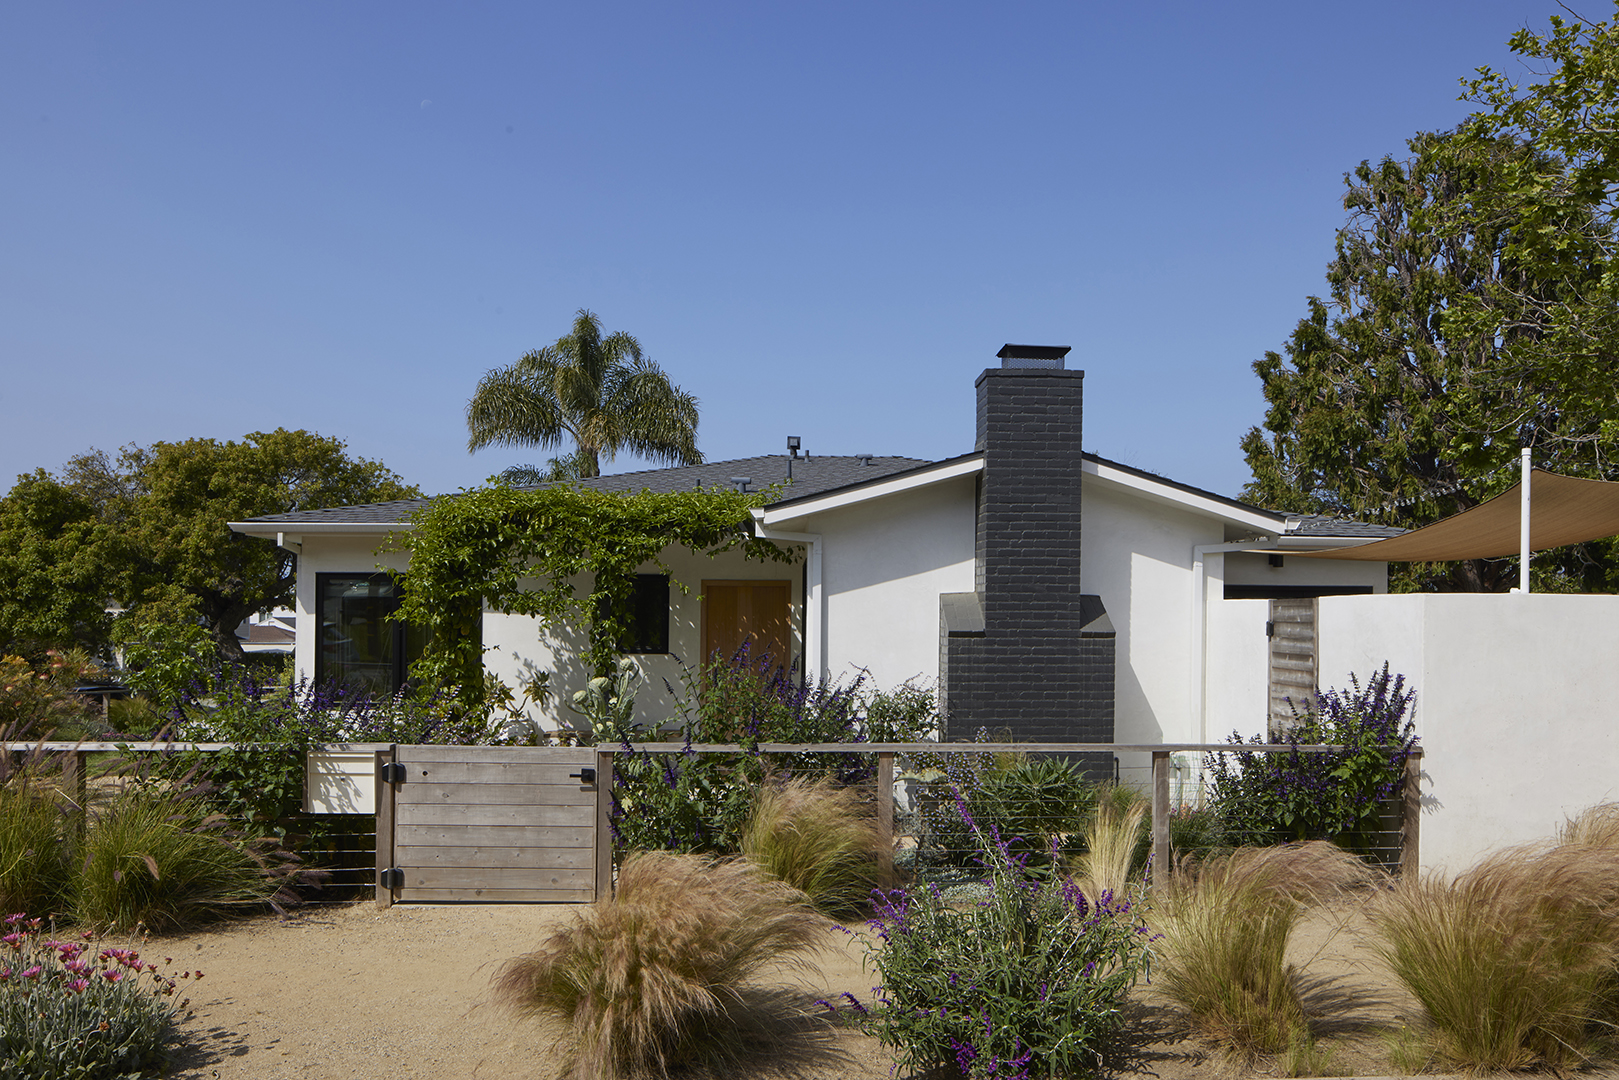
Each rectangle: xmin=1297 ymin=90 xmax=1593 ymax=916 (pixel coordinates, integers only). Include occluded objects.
xmin=230 ymin=347 xmax=1394 ymax=785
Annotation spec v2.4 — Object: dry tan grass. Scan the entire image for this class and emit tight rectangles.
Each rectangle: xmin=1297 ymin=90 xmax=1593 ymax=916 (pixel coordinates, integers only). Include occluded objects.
xmin=1370 ymin=841 xmax=1619 ymax=1072
xmin=740 ymin=777 xmax=881 ymax=913
xmin=1558 ymin=800 xmax=1619 ymax=849
xmin=1071 ymin=794 xmax=1147 ymax=903
xmin=1151 ymin=841 xmax=1380 ymax=1057
xmin=492 ymin=851 xmax=834 ymax=1080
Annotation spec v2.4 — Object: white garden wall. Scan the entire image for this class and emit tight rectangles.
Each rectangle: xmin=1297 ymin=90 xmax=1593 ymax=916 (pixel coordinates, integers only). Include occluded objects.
xmin=1317 ymin=593 xmax=1619 ymax=874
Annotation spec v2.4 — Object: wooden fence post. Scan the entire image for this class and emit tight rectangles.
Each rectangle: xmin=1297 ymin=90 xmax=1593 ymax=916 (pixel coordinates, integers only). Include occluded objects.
xmin=595 ymin=749 xmax=615 ymax=902
xmin=1151 ymin=750 xmax=1170 ymax=885
xmin=1401 ymin=747 xmax=1423 ymax=876
xmin=375 ymin=746 xmax=397 ymax=911
xmin=876 ymin=751 xmax=894 ymax=887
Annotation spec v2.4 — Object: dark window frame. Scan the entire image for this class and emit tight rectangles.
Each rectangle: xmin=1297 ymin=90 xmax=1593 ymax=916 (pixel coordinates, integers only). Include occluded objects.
xmin=620 ymin=574 xmax=671 ymax=654
xmin=314 ymin=571 xmax=428 ymax=694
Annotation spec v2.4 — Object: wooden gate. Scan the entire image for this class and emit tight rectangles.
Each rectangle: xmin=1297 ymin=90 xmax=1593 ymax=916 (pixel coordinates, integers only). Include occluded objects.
xmin=1267 ymin=597 xmax=1318 ymax=735
xmin=374 ymin=745 xmax=611 ymax=906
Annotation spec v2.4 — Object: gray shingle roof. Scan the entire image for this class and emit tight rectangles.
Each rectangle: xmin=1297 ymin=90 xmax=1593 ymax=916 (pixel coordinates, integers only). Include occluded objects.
xmin=1288 ymin=514 xmax=1407 ymax=538
xmin=241 ymin=451 xmax=1402 ymax=540
xmin=244 ymin=456 xmax=929 ymax=525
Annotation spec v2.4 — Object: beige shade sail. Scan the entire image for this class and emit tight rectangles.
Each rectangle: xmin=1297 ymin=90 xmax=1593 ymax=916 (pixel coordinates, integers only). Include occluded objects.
xmin=1297 ymin=470 xmax=1619 ymax=561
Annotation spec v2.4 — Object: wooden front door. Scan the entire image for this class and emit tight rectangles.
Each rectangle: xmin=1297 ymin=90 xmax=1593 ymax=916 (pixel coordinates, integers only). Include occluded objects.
xmin=701 ymin=580 xmax=792 ymax=671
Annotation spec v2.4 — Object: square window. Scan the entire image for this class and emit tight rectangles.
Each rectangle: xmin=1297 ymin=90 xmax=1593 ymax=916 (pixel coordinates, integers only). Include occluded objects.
xmin=605 ymin=574 xmax=669 ymax=654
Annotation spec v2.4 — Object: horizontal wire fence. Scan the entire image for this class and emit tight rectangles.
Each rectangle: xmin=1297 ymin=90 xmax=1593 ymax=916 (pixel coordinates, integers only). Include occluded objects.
xmin=0 ymin=741 xmax=384 ymax=902
xmin=4 ymin=740 xmax=1423 ymax=904
xmin=615 ymin=743 xmax=1424 ymax=886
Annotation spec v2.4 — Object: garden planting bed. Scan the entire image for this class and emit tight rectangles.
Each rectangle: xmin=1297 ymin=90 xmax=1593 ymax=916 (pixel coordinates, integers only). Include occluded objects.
xmin=147 ymin=899 xmax=1490 ymax=1080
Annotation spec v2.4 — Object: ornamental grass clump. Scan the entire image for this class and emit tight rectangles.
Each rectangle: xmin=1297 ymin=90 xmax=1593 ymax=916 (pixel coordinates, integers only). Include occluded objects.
xmin=1152 ymin=841 xmax=1377 ymax=1057
xmin=73 ymin=784 xmax=286 ymax=932
xmin=492 ymin=851 xmax=830 ymax=1080
xmin=740 ymin=777 xmax=881 ymax=913
xmin=1070 ymin=794 xmax=1147 ymax=904
xmin=1370 ymin=838 xmax=1619 ymax=1071
xmin=858 ymin=790 xmax=1153 ymax=1079
xmin=0 ymin=913 xmax=200 ymax=1080
xmin=0 ymin=779 xmax=72 ymax=919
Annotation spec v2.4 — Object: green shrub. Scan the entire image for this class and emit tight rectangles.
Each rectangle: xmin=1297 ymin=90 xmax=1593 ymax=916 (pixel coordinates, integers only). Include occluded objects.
xmin=1206 ymin=664 xmax=1415 ymax=853
xmin=492 ymin=851 xmax=828 ymax=1080
xmin=857 ymin=791 xmax=1153 ymax=1078
xmin=607 ymin=653 xmax=938 ymax=862
xmin=1370 ymin=840 xmax=1619 ymax=1070
xmin=72 ymin=785 xmax=283 ymax=932
xmin=740 ymin=777 xmax=880 ymax=913
xmin=1153 ymin=842 xmax=1376 ymax=1056
xmin=0 ymin=915 xmax=198 ymax=1080
xmin=915 ymin=748 xmax=1098 ymax=871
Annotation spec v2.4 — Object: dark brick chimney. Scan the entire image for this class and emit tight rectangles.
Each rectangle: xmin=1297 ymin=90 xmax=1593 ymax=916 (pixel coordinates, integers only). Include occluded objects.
xmin=939 ymin=347 xmax=1116 ymax=760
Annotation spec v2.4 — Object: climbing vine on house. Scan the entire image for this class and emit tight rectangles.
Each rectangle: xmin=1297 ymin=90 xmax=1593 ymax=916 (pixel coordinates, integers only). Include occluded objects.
xmin=391 ymin=484 xmax=794 ymax=697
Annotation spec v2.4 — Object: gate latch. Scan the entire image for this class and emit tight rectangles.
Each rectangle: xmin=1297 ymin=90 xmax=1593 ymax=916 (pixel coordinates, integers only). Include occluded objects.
xmin=570 ymin=767 xmax=597 ymax=785
xmin=379 ymin=867 xmax=404 ymax=890
xmin=380 ymin=762 xmax=407 ymax=784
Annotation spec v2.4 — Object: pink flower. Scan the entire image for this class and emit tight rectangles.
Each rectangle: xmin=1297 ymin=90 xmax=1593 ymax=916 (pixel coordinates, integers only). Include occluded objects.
xmin=4 ymin=914 xmax=26 ymax=925
xmin=100 ymin=970 xmax=121 ymax=982
xmin=21 ymin=966 xmax=42 ymax=980
xmin=66 ymin=978 xmax=88 ymax=994
xmin=2 ymin=933 xmax=22 ymax=949
xmin=0 ymin=968 xmax=11 ymax=981
xmin=64 ymin=959 xmax=88 ymax=975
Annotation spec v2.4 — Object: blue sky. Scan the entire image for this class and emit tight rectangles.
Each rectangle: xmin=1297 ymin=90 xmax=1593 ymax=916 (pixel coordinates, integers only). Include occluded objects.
xmin=0 ymin=2 xmax=1577 ymax=501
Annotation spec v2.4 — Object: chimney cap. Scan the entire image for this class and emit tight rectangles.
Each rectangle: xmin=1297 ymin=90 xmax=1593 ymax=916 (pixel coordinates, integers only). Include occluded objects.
xmin=997 ymin=344 xmax=1072 ymax=361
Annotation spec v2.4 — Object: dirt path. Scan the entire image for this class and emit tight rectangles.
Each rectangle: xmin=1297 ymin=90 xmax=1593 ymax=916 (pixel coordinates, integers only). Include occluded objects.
xmin=159 ymin=902 xmax=893 ymax=1080
xmin=152 ymin=899 xmax=1471 ymax=1080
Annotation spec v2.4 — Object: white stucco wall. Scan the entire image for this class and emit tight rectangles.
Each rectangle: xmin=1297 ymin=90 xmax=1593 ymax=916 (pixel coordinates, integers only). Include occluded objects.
xmin=294 ymin=533 xmax=804 ymax=735
xmin=292 ymin=535 xmax=411 ymax=692
xmin=1206 ymin=598 xmax=1270 ymax=744
xmin=483 ymin=544 xmax=805 ymax=734
xmin=1318 ymin=593 xmax=1619 ymax=874
xmin=775 ymin=474 xmax=977 ymax=691
xmin=1079 ymin=484 xmax=1220 ymax=785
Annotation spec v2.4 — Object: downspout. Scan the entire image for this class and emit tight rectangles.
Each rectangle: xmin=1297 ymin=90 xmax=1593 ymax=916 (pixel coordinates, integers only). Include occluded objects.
xmin=1190 ymin=538 xmax=1278 ymax=747
xmin=752 ymin=524 xmax=824 ymax=684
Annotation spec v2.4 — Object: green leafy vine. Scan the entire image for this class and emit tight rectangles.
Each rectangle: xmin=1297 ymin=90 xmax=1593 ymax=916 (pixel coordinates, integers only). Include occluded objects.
xmin=390 ymin=484 xmax=794 ymax=696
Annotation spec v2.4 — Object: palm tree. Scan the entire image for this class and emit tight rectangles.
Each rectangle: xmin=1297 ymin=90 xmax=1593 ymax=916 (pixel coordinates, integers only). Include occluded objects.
xmin=466 ymin=310 xmax=702 ymax=479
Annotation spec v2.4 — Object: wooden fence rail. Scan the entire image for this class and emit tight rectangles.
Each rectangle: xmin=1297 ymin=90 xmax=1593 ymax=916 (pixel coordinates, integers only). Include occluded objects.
xmin=5 ymin=740 xmax=1425 ymax=900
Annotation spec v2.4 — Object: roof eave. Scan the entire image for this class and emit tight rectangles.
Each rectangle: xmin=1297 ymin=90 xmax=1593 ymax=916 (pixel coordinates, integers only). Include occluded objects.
xmin=1081 ymin=457 xmax=1286 ymax=533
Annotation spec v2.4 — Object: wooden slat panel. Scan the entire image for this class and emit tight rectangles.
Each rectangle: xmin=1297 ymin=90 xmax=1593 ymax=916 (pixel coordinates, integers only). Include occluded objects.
xmin=394 ymin=845 xmax=593 ymax=870
xmin=395 ymin=802 xmax=594 ymax=828
xmin=395 ymin=746 xmax=596 ymax=765
xmin=395 ymin=824 xmax=593 ymax=848
xmin=396 ymin=761 xmax=597 ymax=785
xmin=396 ymin=783 xmax=595 ymax=807
xmin=401 ymin=867 xmax=594 ymax=890
xmin=395 ymin=887 xmax=595 ymax=903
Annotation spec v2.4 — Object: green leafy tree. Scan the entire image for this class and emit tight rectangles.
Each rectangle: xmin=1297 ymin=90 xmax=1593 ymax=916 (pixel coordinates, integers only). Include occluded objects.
xmin=0 ymin=473 xmax=122 ymax=656
xmin=0 ymin=430 xmax=419 ymax=665
xmin=1243 ymin=36 xmax=1619 ymax=592
xmin=465 ymin=309 xmax=702 ymax=479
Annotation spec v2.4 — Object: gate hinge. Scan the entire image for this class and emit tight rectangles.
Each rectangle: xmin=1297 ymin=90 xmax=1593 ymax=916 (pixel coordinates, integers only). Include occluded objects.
xmin=380 ymin=762 xmax=407 ymax=784
xmin=1265 ymin=620 xmax=1275 ymax=638
xmin=379 ymin=867 xmax=404 ymax=890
